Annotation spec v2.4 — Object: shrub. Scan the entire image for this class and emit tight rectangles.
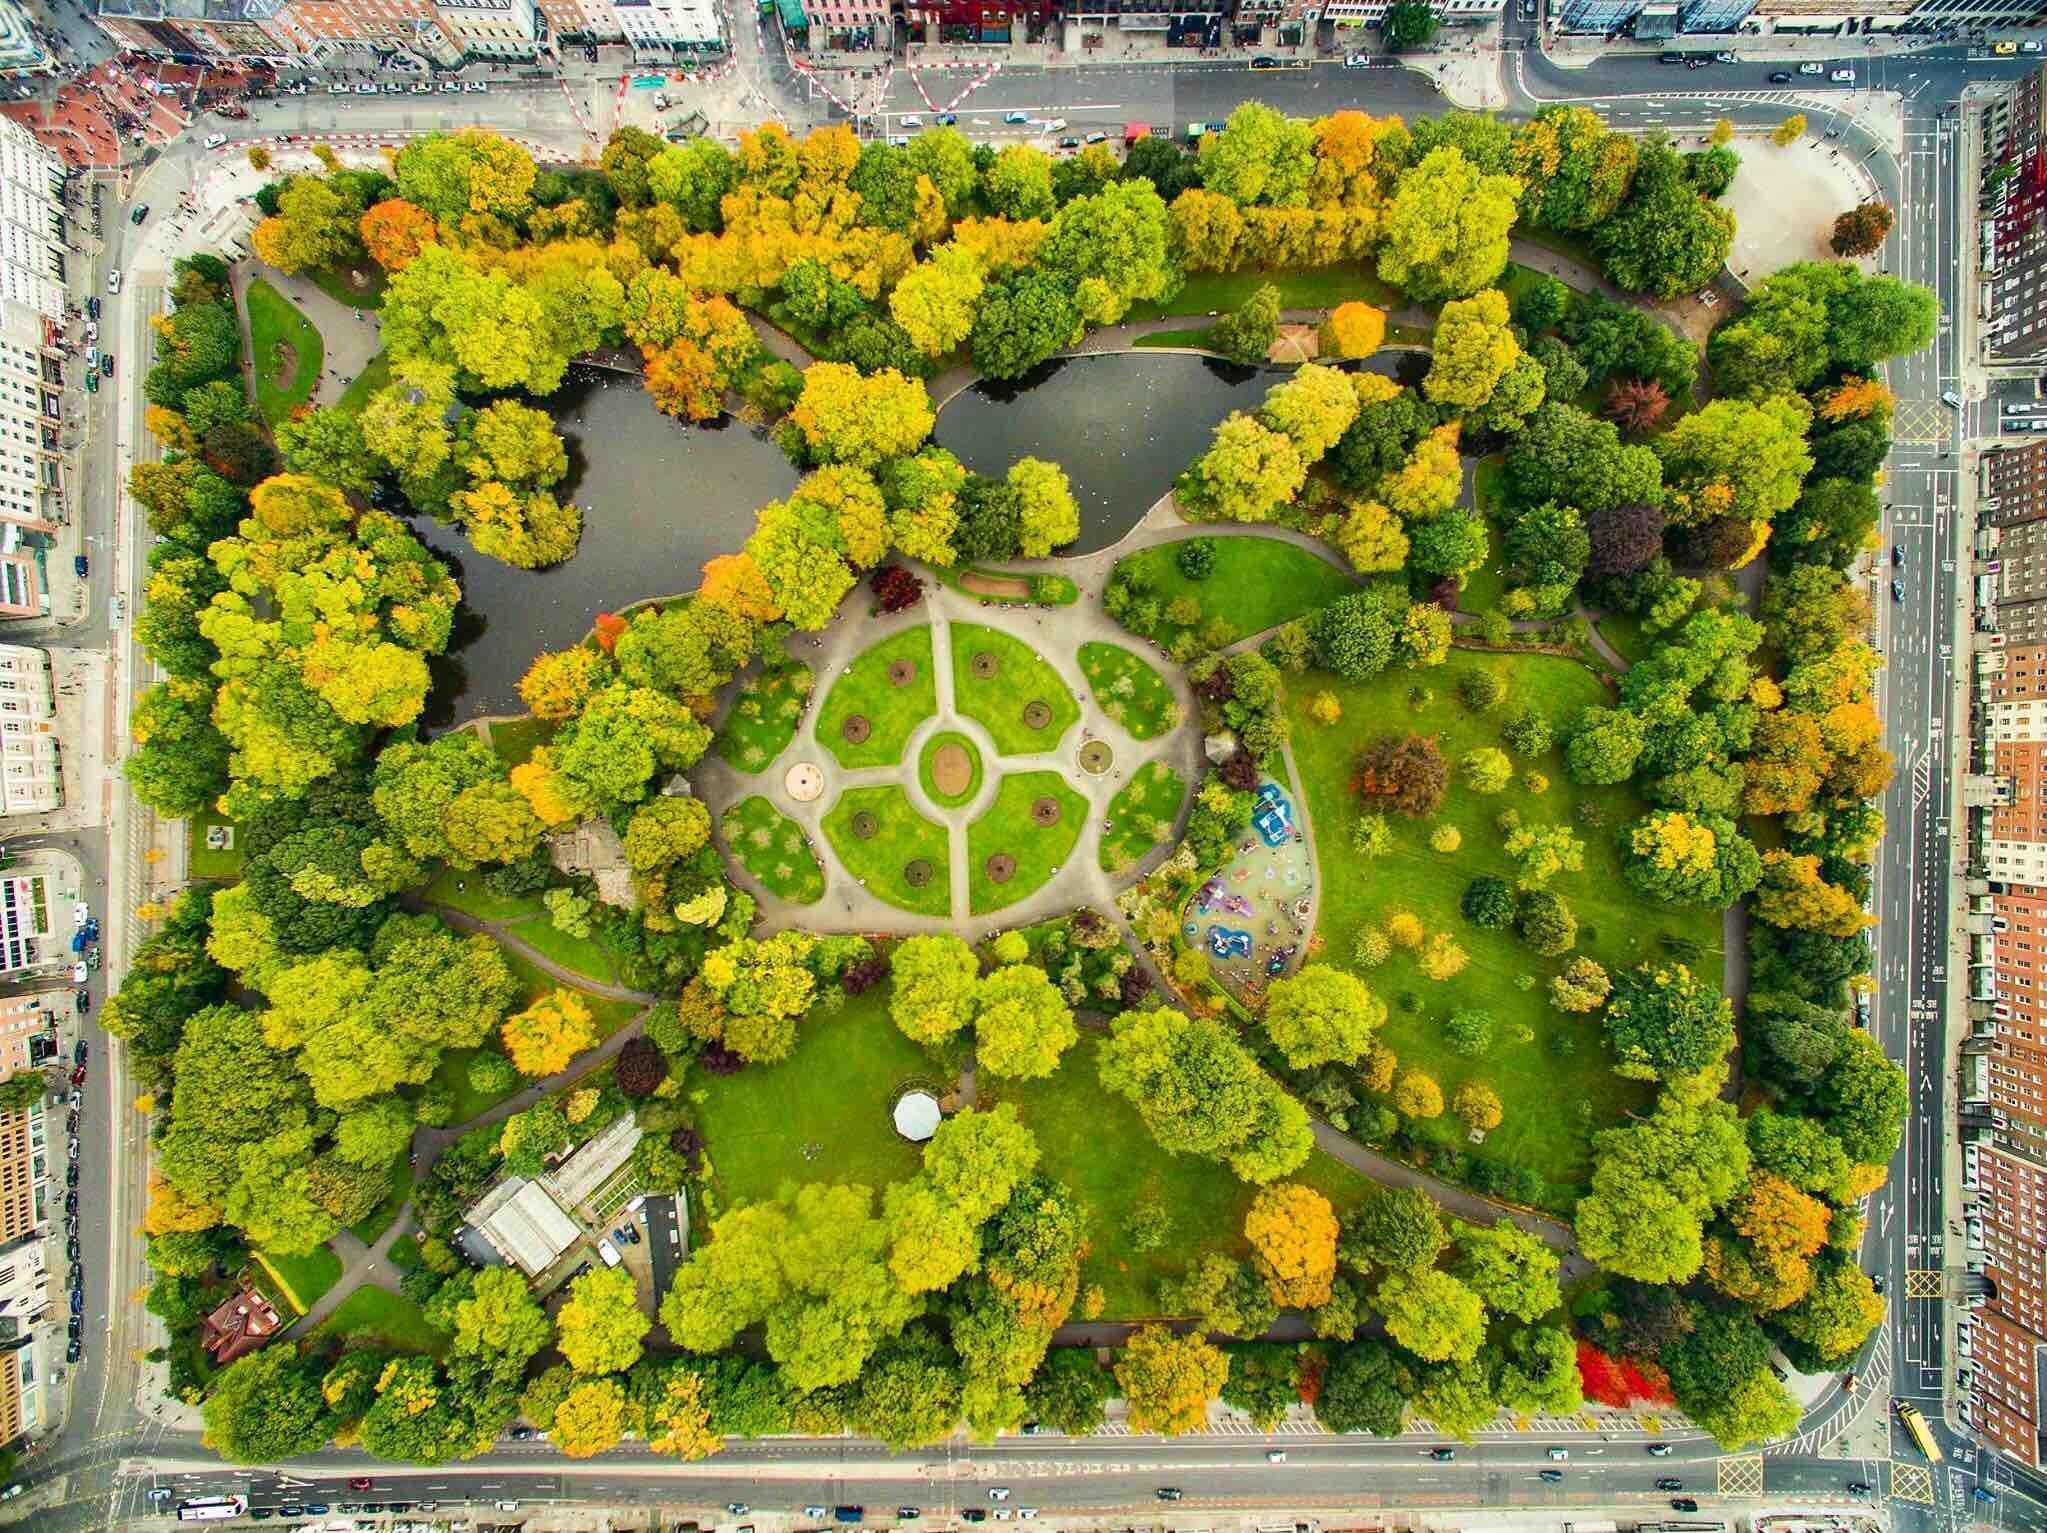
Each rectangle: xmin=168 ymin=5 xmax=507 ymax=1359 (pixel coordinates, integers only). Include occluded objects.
xmin=1385 ymin=910 xmax=1425 ymax=950
xmin=1459 ymin=669 xmax=1507 ymax=713
xmin=1429 ymin=825 xmax=1462 ymax=853
xmin=1461 ymin=746 xmax=1513 ymax=794
xmin=1353 ymin=814 xmax=1392 ymax=858
xmin=1452 ymin=1081 xmax=1504 ymax=1132
xmin=1460 ymin=876 xmax=1516 ymax=929
xmin=1524 ymin=770 xmax=1550 ymax=794
xmin=1549 ymin=955 xmax=1611 ymax=1012
xmin=1309 ymin=690 xmax=1343 ymax=725
xmin=1360 ymin=1040 xmax=1397 ymax=1092
xmin=1517 ymin=890 xmax=1579 ymax=956
xmin=1394 ymin=1070 xmax=1444 ymax=1118
xmin=1502 ymin=708 xmax=1553 ymax=756
xmin=1443 ymin=1008 xmax=1494 ymax=1057
xmin=1353 ymin=926 xmax=1392 ymax=969
xmin=1418 ymin=933 xmax=1469 ymax=980
xmin=1176 ymin=538 xmax=1217 ymax=580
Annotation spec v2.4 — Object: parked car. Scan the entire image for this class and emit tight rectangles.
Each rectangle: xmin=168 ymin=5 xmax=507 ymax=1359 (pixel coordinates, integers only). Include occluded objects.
xmin=1714 ymin=51 xmax=1738 ymax=62
xmin=1831 ymin=68 xmax=1856 ymax=82
xmin=355 ymin=83 xmax=377 ymax=94
xmin=99 ymin=353 xmax=113 ymax=378
xmin=1671 ymin=1501 xmax=1699 ymax=1513
xmin=441 ymin=81 xmax=462 ymax=92
xmin=1343 ymin=53 xmax=1370 ymax=67
xmin=1658 ymin=51 xmax=1685 ymax=63
xmin=1153 ymin=1490 xmax=1180 ymax=1502
xmin=203 ymin=132 xmax=226 ymax=148
xmin=75 ymin=990 xmax=89 ymax=1014
xmin=1249 ymin=55 xmax=1280 ymax=68
xmin=66 ymin=1339 xmax=81 ymax=1362
xmin=129 ymin=205 xmax=147 ymax=225
xmin=1656 ymin=1478 xmax=1684 ymax=1492
xmin=1057 ymin=137 xmax=1080 ymax=149
xmin=1686 ymin=56 xmax=1709 ymax=68
xmin=72 ymin=554 xmax=86 ymax=578
xmin=900 ymin=114 xmax=922 ymax=128
xmin=1538 ymin=1470 xmax=1565 ymax=1484
xmin=1769 ymin=70 xmax=1792 ymax=82
xmin=464 ymin=81 xmax=488 ymax=92
xmin=989 ymin=1489 xmax=1013 ymax=1502
xmin=69 ymin=962 xmax=85 ymax=984
xmin=106 ymin=270 xmax=121 ymax=295
xmin=1798 ymin=61 xmax=1825 ymax=73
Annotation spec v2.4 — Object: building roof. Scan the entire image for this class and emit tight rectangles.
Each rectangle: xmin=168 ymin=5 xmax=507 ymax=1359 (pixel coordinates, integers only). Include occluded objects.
xmin=468 ymin=1177 xmax=582 ymax=1277
xmin=199 ymin=1275 xmax=284 ymax=1364
xmin=543 ymin=1115 xmax=642 ymax=1214
xmin=776 ymin=0 xmax=806 ymax=27
xmin=893 ymin=1090 xmax=940 ymax=1142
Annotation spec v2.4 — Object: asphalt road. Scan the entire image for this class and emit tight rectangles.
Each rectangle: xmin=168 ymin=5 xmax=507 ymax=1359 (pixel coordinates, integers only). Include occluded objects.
xmin=7 ymin=35 xmax=2031 ymax=1533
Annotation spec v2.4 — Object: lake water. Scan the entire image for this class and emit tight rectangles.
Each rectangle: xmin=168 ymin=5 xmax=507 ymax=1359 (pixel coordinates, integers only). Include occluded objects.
xmin=934 ymin=349 xmax=1419 ymax=555
xmin=418 ymin=368 xmax=798 ymax=726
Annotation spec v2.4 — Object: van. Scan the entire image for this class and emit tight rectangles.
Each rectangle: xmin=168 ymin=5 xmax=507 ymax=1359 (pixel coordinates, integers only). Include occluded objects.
xmin=597 ymin=1238 xmax=622 ymax=1267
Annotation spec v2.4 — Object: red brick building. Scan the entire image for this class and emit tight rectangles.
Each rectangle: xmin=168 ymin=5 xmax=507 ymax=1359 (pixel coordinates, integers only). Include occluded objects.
xmin=199 ymin=1274 xmax=284 ymax=1364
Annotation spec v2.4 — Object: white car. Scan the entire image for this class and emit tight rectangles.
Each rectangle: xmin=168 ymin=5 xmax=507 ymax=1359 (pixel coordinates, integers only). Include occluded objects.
xmin=901 ymin=114 xmax=922 ymax=128
xmin=1831 ymin=68 xmax=1856 ymax=83
xmin=803 ymin=1508 xmax=828 ymax=1520
xmin=70 ymin=962 xmax=86 ymax=983
xmin=73 ymin=901 xmax=89 ymax=925
xmin=1798 ymin=61 xmax=1825 ymax=74
xmin=203 ymin=132 xmax=226 ymax=149
xmin=989 ymin=1489 xmax=1012 ymax=1502
xmin=1343 ymin=53 xmax=1370 ymax=67
xmin=355 ymin=82 xmax=377 ymax=95
xmin=410 ymin=83 xmax=432 ymax=94
xmin=464 ymin=80 xmax=488 ymax=92
xmin=495 ymin=1502 xmax=520 ymax=1513
xmin=441 ymin=80 xmax=462 ymax=92
xmin=1266 ymin=1449 xmax=1287 ymax=1463
xmin=106 ymin=269 xmax=121 ymax=295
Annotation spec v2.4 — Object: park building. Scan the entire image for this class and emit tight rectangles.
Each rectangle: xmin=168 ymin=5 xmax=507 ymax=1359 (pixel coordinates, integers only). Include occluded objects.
xmin=460 ymin=1116 xmax=643 ymax=1285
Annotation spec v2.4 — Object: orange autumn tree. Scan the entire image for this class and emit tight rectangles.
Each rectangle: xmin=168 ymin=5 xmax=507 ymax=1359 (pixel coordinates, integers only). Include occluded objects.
xmin=518 ymin=646 xmax=611 ymax=720
xmin=359 ymin=198 xmax=439 ymax=272
xmin=1817 ymin=374 xmax=1895 ymax=423
xmin=1244 ymin=1182 xmax=1339 ymax=1309
xmin=1319 ymin=301 xmax=1387 ymax=360
xmin=699 ymin=552 xmax=780 ymax=622
xmin=502 ymin=987 xmax=598 ymax=1077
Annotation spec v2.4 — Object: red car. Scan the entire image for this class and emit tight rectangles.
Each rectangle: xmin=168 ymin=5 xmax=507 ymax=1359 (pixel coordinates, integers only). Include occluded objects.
xmin=347 ymin=1479 xmax=372 ymax=1492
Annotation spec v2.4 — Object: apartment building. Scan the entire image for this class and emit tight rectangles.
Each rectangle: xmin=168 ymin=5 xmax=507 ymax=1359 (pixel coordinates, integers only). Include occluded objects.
xmin=1981 ymin=65 xmax=2047 ymax=365
xmin=0 ymin=645 xmax=58 ymax=817
xmin=0 ymin=1101 xmax=44 ymax=1246
xmin=90 ymin=0 xmax=298 ymax=60
xmin=0 ymin=867 xmax=63 ymax=980
xmin=1321 ymin=0 xmax=1498 ymax=27
xmin=898 ymin=0 xmax=1050 ymax=44
xmin=610 ymin=0 xmax=719 ymax=51
xmin=0 ymin=1236 xmax=48 ymax=1339
xmin=0 ymin=993 xmax=56 ymax=1084
xmin=0 ymin=120 xmax=67 ymax=623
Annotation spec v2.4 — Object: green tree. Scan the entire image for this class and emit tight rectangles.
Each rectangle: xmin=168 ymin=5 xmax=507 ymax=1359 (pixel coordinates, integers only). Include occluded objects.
xmin=1376 ymin=147 xmax=1522 ymax=302
xmin=889 ymin=933 xmax=980 ymax=1044
xmin=973 ymin=964 xmax=1079 ymax=1080
xmin=1115 ymin=1324 xmax=1229 ymax=1436
xmin=1315 ymin=1338 xmax=1407 ymax=1435
xmin=1375 ymin=1268 xmax=1485 ymax=1361
xmin=1382 ymin=0 xmax=1439 ymax=48
xmin=1592 ymin=142 xmax=1735 ymax=300
xmin=202 ymin=1348 xmax=333 ymax=1462
xmin=1024 ymin=1348 xmax=1114 ymax=1435
xmin=1603 ymin=961 xmax=1736 ymax=1083
xmin=1211 ymin=283 xmax=1281 ymax=365
xmin=556 ymin=1265 xmax=652 ymax=1375
xmin=1425 ymin=289 xmax=1520 ymax=409
xmin=1342 ymin=1186 xmax=1448 ymax=1272
xmin=1262 ymin=963 xmax=1385 ymax=1070
xmin=1575 ymin=1095 xmax=1750 ymax=1283
xmin=1453 ymin=1219 xmax=1561 ymax=1322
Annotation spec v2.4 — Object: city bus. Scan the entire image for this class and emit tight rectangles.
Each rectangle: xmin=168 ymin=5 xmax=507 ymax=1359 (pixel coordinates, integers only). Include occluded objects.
xmin=176 ymin=1496 xmax=249 ymax=1521
xmin=1897 ymin=1399 xmax=1945 ymax=1463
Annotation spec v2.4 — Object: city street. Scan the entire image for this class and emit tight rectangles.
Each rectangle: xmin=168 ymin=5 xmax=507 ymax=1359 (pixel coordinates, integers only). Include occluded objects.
xmin=2 ymin=21 xmax=2026 ymax=1531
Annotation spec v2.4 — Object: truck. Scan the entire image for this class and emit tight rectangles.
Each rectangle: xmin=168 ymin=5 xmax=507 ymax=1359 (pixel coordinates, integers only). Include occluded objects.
xmin=1897 ymin=1398 xmax=1944 ymax=1462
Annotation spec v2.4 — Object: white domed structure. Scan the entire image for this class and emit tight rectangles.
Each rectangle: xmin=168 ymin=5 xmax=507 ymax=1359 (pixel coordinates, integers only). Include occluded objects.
xmin=892 ymin=1088 xmax=942 ymax=1142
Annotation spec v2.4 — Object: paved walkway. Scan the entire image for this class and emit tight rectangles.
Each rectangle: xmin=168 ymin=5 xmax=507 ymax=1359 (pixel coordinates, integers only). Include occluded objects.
xmin=232 ymin=257 xmax=383 ymax=409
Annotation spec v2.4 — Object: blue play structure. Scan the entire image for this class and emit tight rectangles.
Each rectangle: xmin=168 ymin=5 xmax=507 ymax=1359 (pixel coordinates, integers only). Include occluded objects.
xmin=1208 ymin=926 xmax=1253 ymax=960
xmin=1253 ymin=781 xmax=1293 ymax=847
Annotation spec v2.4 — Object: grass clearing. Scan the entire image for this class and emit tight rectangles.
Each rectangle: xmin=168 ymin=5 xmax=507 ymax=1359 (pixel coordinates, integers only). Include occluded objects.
xmin=1079 ymin=642 xmax=1179 ymax=742
xmin=251 ymin=1244 xmax=342 ymax=1315
xmin=720 ymin=795 xmax=827 ymax=905
xmin=349 ymin=1158 xmax=413 ymax=1244
xmin=308 ymin=263 xmax=388 ymax=311
xmin=1114 ymin=536 xmax=1356 ymax=639
xmin=1132 ymin=327 xmax=1216 ymax=350
xmin=966 ymin=770 xmax=1088 ymax=915
xmin=336 ymin=349 xmax=389 ymax=414
xmin=715 ymin=660 xmax=814 ymax=773
xmin=1284 ymin=649 xmax=1721 ymax=1202
xmin=484 ymin=715 xmax=554 ymax=770
xmin=432 ymin=1043 xmax=522 ymax=1127
xmin=501 ymin=950 xmax=644 ymax=1039
xmin=1125 ymin=267 xmax=1399 ymax=322
xmin=243 ymin=277 xmax=323 ymax=424
xmin=822 ymin=784 xmax=951 ymax=918
xmin=421 ymin=866 xmax=546 ymax=924
xmin=1459 ymin=457 xmax=1508 ymax=617
xmin=981 ymin=1035 xmax=1375 ymax=1318
xmin=187 ymin=811 xmax=245 ymax=882
xmin=1595 ymin=612 xmax=1654 ymax=668
xmin=314 ymin=1285 xmax=448 ymax=1356
xmin=690 ymin=986 xmax=934 ymax=1209
xmin=950 ymin=623 xmax=1081 ymax=756
xmin=918 ymin=730 xmax=984 ymax=810
xmin=817 ymin=627 xmax=937 ymax=769
xmin=1099 ymin=760 xmax=1187 ymax=875
xmin=504 ymin=915 xmax=620 ymax=987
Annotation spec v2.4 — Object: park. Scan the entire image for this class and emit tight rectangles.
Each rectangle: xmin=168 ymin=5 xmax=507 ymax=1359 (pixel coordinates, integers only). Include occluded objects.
xmin=116 ymin=111 xmax=1916 ymax=1466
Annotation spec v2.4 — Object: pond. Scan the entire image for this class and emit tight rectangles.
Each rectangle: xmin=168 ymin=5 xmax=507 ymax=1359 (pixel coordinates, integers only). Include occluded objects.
xmin=934 ymin=349 xmax=1418 ymax=556
xmin=418 ymin=367 xmax=799 ymax=727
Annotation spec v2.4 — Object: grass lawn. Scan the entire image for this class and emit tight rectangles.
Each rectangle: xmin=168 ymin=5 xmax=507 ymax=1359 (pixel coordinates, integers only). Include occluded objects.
xmin=1079 ymin=642 xmax=1179 ymax=742
xmin=1284 ymin=649 xmax=1721 ymax=1201
xmin=1458 ymin=457 xmax=1508 ymax=617
xmin=950 ymin=623 xmax=1081 ymax=756
xmin=1132 ymin=327 xmax=1215 ymax=351
xmin=432 ymin=1043 xmax=522 ymax=1127
xmin=918 ymin=730 xmax=984 ymax=810
xmin=817 ymin=627 xmax=936 ymax=769
xmin=308 ymin=262 xmax=388 ymax=311
xmin=314 ymin=1285 xmax=448 ymax=1357
xmin=720 ymin=795 xmax=827 ymax=905
xmin=243 ymin=277 xmax=323 ymax=424
xmin=1595 ymin=611 xmax=1654 ymax=668
xmin=714 ymin=660 xmax=814 ymax=773
xmin=485 ymin=715 xmax=555 ymax=770
xmin=822 ymin=785 xmax=951 ymax=918
xmin=251 ymin=1244 xmax=342 ymax=1315
xmin=420 ymin=865 xmax=546 ymax=924
xmin=1099 ymin=760 xmax=1187 ymax=875
xmin=503 ymin=915 xmax=619 ymax=987
xmin=1125 ymin=267 xmax=1399 ymax=322
xmin=336 ymin=350 xmax=389 ymax=414
xmin=186 ymin=810 xmax=245 ymax=882
xmin=690 ymin=986 xmax=934 ymax=1209
xmin=966 ymin=770 xmax=1088 ymax=916
xmin=1114 ymin=536 xmax=1356 ymax=639
xmin=980 ymin=1035 xmax=1376 ymax=1318
xmin=349 ymin=1159 xmax=413 ymax=1244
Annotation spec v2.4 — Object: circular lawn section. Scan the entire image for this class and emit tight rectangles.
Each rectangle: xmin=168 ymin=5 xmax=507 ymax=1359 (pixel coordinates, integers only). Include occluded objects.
xmin=817 ymin=626 xmax=938 ymax=769
xmin=919 ymin=730 xmax=984 ymax=809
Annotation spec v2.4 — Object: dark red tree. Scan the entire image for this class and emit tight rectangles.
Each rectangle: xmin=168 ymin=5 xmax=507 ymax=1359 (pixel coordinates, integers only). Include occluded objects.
xmin=1351 ymin=733 xmax=1447 ymax=818
xmin=1604 ymin=377 xmax=1670 ymax=436
xmin=615 ymin=1036 xmax=670 ymax=1098
xmin=1584 ymin=502 xmax=1666 ymax=577
xmin=870 ymin=564 xmax=924 ymax=613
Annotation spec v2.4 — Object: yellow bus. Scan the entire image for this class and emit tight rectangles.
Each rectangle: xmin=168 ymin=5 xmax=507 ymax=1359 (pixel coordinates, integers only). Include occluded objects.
xmin=1897 ymin=1400 xmax=1945 ymax=1464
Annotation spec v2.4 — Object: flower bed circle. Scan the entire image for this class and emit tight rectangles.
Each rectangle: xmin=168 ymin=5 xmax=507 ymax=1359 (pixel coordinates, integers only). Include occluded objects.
xmin=850 ymin=810 xmax=879 ymax=840
xmin=904 ymin=858 xmax=935 ymax=888
xmin=888 ymin=659 xmax=918 ymax=687
xmin=784 ymin=761 xmax=825 ymax=803
xmin=1021 ymin=699 xmax=1053 ymax=731
xmin=971 ymin=651 xmax=999 ymax=680
xmin=841 ymin=713 xmax=872 ymax=745
xmin=1030 ymin=795 xmax=1063 ymax=827
xmin=985 ymin=853 xmax=1016 ymax=884
xmin=1078 ymin=740 xmax=1113 ymax=775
